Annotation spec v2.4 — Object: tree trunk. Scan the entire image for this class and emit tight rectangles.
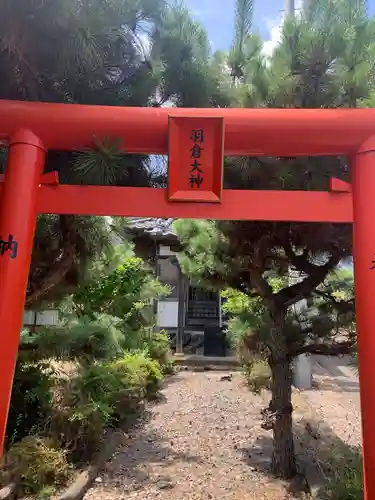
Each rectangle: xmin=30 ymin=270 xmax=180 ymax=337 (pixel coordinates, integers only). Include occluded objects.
xmin=269 ymin=357 xmax=296 ymax=478
xmin=26 ymin=242 xmax=76 ymax=307
xmin=267 ymin=309 xmax=297 ymax=479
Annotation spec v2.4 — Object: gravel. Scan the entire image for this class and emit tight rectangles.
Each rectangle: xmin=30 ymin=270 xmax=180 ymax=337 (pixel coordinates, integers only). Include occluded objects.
xmin=84 ymin=371 xmax=302 ymax=500
xmin=291 ymin=355 xmax=361 ymax=486
xmin=304 ymin=357 xmax=361 ymax=448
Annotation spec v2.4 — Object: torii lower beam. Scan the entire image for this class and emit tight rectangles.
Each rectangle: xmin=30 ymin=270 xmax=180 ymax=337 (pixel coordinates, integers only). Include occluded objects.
xmin=30 ymin=186 xmax=353 ymax=222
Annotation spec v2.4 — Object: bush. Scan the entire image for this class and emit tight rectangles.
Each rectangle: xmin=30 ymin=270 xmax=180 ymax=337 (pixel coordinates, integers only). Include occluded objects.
xmin=2 ymin=436 xmax=70 ymax=494
xmin=48 ymin=351 xmax=163 ymax=462
xmin=73 ymin=256 xmax=170 ymax=330
xmin=328 ymin=450 xmax=363 ymax=500
xmin=141 ymin=330 xmax=174 ymax=372
xmin=6 ymin=361 xmax=54 ymax=447
xmin=49 ymin=362 xmax=125 ymax=461
xmin=110 ymin=351 xmax=164 ymax=400
xmin=244 ymin=359 xmax=271 ymax=394
xmin=20 ymin=315 xmax=124 ymax=363
xmin=221 ymin=289 xmax=270 ymax=365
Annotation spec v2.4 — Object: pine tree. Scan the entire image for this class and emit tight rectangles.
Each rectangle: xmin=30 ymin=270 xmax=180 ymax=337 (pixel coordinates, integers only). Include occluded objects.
xmin=0 ymin=0 xmax=221 ymax=305
xmin=174 ymin=0 xmax=369 ymax=478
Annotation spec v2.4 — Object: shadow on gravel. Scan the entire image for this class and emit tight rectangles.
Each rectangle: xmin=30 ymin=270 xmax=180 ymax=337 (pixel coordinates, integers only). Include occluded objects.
xmin=103 ymin=425 xmax=203 ymax=492
xmin=307 ymin=378 xmax=360 ymax=393
xmin=100 ymin=374 xmax=203 ymax=493
xmin=293 ymin=416 xmax=362 ymax=499
xmin=237 ymin=415 xmax=362 ymax=499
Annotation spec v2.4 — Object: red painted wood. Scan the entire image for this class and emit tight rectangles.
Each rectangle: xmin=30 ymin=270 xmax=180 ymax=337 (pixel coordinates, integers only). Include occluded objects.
xmin=0 ymin=131 xmax=46 ymax=456
xmin=0 ymin=171 xmax=58 ymax=184
xmin=40 ymin=171 xmax=59 ymax=185
xmin=0 ymin=99 xmax=371 ymax=494
xmin=329 ymin=177 xmax=351 ymax=192
xmin=16 ymin=185 xmax=355 ymax=222
xmin=352 ymin=142 xmax=375 ymax=500
xmin=1 ymin=100 xmax=375 ymax=156
xmin=168 ymin=116 xmax=224 ymax=202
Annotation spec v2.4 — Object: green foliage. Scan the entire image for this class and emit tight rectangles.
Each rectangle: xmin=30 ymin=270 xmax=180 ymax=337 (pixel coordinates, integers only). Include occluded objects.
xmin=221 ymin=288 xmax=269 ymax=362
xmin=20 ymin=315 xmax=124 ymax=363
xmin=10 ymin=251 xmax=171 ymax=474
xmin=3 ymin=436 xmax=70 ymax=495
xmin=0 ymin=0 xmax=166 ymax=104
xmin=73 ymin=256 xmax=170 ymax=329
xmin=6 ymin=361 xmax=55 ymax=447
xmin=45 ymin=351 xmax=163 ymax=461
xmin=74 ymin=257 xmax=149 ymax=313
xmin=156 ymin=2 xmax=229 ymax=108
xmin=173 ymin=219 xmax=233 ymax=285
xmin=228 ymin=0 xmax=254 ymax=81
xmin=141 ymin=331 xmax=174 ymax=372
xmin=68 ymin=363 xmax=128 ymax=424
xmin=243 ymin=359 xmax=271 ymax=394
xmin=312 ymin=268 xmax=355 ymax=342
xmin=110 ymin=351 xmax=163 ymax=400
xmin=28 ymin=215 xmax=114 ymax=308
xmin=220 ymin=265 xmax=355 ymax=370
xmin=80 ymin=242 xmax=135 ymax=286
xmin=327 ymin=449 xmax=363 ymax=500
xmin=0 ymin=0 xmax=219 ymax=308
xmin=221 ymin=277 xmax=291 ymax=363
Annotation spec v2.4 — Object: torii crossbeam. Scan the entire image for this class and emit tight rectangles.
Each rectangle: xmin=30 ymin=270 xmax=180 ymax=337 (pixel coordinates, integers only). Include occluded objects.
xmin=0 ymin=100 xmax=372 ymax=497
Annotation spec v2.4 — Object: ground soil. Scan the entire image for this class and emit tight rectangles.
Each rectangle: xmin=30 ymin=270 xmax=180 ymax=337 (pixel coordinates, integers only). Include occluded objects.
xmin=292 ymin=355 xmax=361 ymax=486
xmin=84 ymin=371 xmax=307 ymax=500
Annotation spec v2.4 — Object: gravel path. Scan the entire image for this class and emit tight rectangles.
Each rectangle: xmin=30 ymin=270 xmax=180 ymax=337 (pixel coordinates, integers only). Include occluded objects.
xmin=302 ymin=356 xmax=361 ymax=448
xmin=84 ymin=371 xmax=301 ymax=500
xmin=291 ymin=355 xmax=362 ymax=487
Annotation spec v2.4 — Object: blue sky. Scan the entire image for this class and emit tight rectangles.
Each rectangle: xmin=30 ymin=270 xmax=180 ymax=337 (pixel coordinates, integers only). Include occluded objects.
xmin=186 ymin=0 xmax=375 ymax=52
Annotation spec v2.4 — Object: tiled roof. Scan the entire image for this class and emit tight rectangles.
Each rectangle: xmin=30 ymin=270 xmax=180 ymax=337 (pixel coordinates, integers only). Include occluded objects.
xmin=126 ymin=218 xmax=176 ymax=238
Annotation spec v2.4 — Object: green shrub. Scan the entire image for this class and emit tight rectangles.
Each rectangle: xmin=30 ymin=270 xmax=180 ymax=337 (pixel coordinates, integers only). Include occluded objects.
xmin=21 ymin=315 xmax=124 ymax=362
xmin=328 ymin=450 xmax=363 ymax=500
xmin=69 ymin=362 xmax=124 ymax=415
xmin=48 ymin=352 xmax=163 ymax=462
xmin=50 ymin=362 xmax=124 ymax=460
xmin=110 ymin=351 xmax=164 ymax=400
xmin=3 ymin=436 xmax=70 ymax=494
xmin=73 ymin=256 xmax=170 ymax=329
xmin=244 ymin=359 xmax=271 ymax=394
xmin=141 ymin=330 xmax=174 ymax=371
xmin=6 ymin=361 xmax=54 ymax=447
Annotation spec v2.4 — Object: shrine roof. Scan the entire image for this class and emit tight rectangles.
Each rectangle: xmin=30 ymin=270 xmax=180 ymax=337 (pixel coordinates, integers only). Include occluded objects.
xmin=126 ymin=218 xmax=176 ymax=239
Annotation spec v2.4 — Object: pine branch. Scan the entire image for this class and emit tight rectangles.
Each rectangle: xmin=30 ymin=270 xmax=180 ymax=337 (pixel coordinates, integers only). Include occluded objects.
xmin=275 ymin=250 xmax=341 ymax=308
xmin=292 ymin=340 xmax=355 ymax=357
xmin=314 ymin=290 xmax=355 ymax=313
xmin=233 ymin=0 xmax=254 ymax=52
xmin=26 ymin=242 xmax=76 ymax=307
xmin=229 ymin=0 xmax=254 ymax=81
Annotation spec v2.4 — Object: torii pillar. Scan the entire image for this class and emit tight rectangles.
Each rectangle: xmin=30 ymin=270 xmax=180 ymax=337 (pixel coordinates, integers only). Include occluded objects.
xmin=352 ymin=136 xmax=375 ymax=500
xmin=0 ymin=130 xmax=46 ymax=454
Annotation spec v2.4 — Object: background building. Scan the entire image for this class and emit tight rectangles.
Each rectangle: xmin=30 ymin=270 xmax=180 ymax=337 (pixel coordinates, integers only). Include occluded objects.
xmin=126 ymin=218 xmax=230 ymax=356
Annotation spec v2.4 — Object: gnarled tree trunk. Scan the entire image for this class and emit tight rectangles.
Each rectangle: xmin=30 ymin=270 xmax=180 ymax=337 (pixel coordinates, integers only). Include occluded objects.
xmin=26 ymin=241 xmax=76 ymax=307
xmin=267 ymin=309 xmax=296 ymax=479
xmin=269 ymin=356 xmax=296 ymax=478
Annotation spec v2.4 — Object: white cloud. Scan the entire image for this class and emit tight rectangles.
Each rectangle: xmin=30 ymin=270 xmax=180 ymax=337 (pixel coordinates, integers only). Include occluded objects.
xmin=261 ymin=0 xmax=302 ymax=59
xmin=262 ymin=17 xmax=283 ymax=59
xmin=191 ymin=8 xmax=202 ymax=18
xmin=136 ymin=32 xmax=152 ymax=58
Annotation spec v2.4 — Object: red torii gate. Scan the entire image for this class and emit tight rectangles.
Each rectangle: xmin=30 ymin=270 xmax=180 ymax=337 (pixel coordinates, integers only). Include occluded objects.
xmin=0 ymin=100 xmax=372 ymax=495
